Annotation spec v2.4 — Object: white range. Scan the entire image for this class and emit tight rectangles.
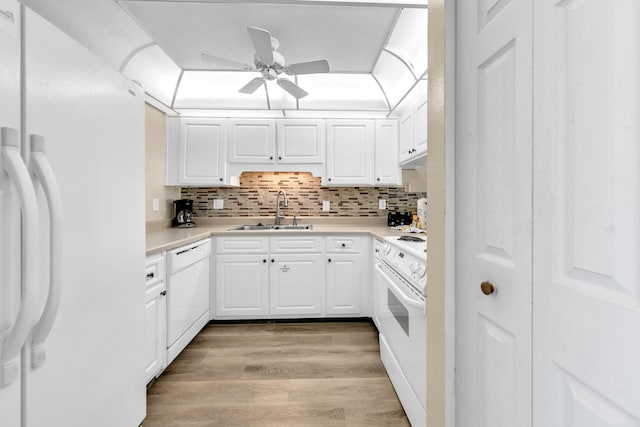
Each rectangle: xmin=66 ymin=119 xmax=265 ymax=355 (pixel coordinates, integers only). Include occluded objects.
xmin=374 ymin=234 xmax=427 ymax=426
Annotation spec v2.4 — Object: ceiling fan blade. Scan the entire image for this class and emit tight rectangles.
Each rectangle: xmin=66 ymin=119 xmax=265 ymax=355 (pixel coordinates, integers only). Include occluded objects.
xmin=285 ymin=59 xmax=330 ymax=75
xmin=201 ymin=53 xmax=253 ymax=70
xmin=277 ymin=78 xmax=308 ymax=99
xmin=247 ymin=27 xmax=274 ymax=65
xmin=239 ymin=77 xmax=265 ymax=94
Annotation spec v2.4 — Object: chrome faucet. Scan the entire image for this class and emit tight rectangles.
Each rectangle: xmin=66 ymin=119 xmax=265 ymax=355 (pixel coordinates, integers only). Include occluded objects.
xmin=275 ymin=189 xmax=289 ymax=225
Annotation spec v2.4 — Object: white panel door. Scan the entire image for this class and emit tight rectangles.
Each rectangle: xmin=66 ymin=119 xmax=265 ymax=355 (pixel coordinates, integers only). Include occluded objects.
xmin=0 ymin=1 xmax=21 ymax=426
xmin=227 ymin=119 xmax=276 ymax=164
xmin=216 ymin=254 xmax=269 ymax=316
xmin=276 ymin=119 xmax=325 ymax=164
xmin=533 ymin=1 xmax=640 ymax=425
xmin=456 ymin=1 xmax=533 ymax=426
xmin=179 ymin=118 xmax=226 ymax=185
xmin=326 ymin=120 xmax=374 ymax=185
xmin=374 ymin=120 xmax=401 ymax=186
xmin=270 ymin=254 xmax=324 ymax=315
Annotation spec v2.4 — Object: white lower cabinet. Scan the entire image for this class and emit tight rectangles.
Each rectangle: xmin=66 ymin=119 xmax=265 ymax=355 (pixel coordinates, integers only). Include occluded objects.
xmin=144 ymin=254 xmax=166 ymax=384
xmin=213 ymin=235 xmax=369 ymax=319
xmin=326 ymin=253 xmax=364 ymax=315
xmin=270 ymin=253 xmax=325 ymax=315
xmin=216 ymin=254 xmax=269 ymax=316
xmin=326 ymin=236 xmax=367 ymax=316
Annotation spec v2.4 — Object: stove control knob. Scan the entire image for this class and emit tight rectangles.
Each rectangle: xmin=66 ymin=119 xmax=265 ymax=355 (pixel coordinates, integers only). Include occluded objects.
xmin=381 ymin=243 xmax=392 ymax=255
xmin=415 ymin=266 xmax=426 ymax=279
xmin=409 ymin=262 xmax=419 ymax=273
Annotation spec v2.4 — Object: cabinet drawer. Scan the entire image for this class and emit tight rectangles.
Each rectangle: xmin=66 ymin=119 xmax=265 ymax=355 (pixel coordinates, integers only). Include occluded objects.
xmin=326 ymin=236 xmax=365 ymax=253
xmin=217 ymin=237 xmax=269 ymax=253
xmin=270 ymin=236 xmax=323 ymax=253
xmin=145 ymin=253 xmax=165 ymax=288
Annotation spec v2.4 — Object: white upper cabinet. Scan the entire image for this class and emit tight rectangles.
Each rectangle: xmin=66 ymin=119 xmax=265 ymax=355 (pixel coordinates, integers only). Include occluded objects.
xmin=398 ymin=94 xmax=427 ymax=167
xmin=167 ymin=116 xmax=399 ymax=185
xmin=276 ymin=119 xmax=325 ymax=164
xmin=398 ymin=109 xmax=415 ymax=163
xmin=325 ymin=120 xmax=374 ymax=186
xmin=414 ymin=95 xmax=428 ymax=155
xmin=178 ymin=118 xmax=227 ymax=185
xmin=227 ymin=119 xmax=276 ymax=164
xmin=374 ymin=120 xmax=401 ymax=186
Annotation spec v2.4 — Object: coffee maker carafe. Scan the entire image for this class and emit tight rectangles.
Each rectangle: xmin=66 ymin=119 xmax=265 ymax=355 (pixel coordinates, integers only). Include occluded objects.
xmin=172 ymin=199 xmax=196 ymax=228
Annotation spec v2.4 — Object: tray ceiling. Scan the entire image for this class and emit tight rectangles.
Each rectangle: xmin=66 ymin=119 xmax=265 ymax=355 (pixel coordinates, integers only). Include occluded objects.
xmin=22 ymin=0 xmax=428 ymax=115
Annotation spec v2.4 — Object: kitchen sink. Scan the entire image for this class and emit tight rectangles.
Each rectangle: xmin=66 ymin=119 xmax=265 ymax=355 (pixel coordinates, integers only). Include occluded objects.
xmin=272 ymin=224 xmax=313 ymax=230
xmin=229 ymin=224 xmax=275 ymax=231
xmin=228 ymin=224 xmax=313 ymax=231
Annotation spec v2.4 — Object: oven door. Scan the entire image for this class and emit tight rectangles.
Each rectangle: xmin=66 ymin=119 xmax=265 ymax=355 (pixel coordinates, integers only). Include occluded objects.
xmin=374 ymin=261 xmax=426 ymax=414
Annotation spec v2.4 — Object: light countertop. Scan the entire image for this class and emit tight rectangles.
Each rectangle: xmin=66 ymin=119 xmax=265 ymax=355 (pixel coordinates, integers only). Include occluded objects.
xmin=146 ymin=217 xmax=421 ymax=255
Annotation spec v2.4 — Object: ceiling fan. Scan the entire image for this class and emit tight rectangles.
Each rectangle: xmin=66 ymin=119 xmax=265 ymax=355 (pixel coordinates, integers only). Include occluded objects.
xmin=201 ymin=27 xmax=330 ymax=99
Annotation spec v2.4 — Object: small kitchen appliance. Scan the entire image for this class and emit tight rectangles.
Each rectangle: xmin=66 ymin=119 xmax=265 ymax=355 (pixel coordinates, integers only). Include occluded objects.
xmin=172 ymin=199 xmax=196 ymax=228
xmin=387 ymin=211 xmax=412 ymax=226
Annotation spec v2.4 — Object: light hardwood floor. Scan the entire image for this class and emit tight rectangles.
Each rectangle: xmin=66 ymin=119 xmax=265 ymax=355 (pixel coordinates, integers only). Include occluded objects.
xmin=144 ymin=321 xmax=410 ymax=426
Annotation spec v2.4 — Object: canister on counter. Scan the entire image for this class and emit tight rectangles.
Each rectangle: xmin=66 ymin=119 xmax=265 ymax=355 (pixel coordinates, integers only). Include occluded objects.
xmin=417 ymin=198 xmax=427 ymax=229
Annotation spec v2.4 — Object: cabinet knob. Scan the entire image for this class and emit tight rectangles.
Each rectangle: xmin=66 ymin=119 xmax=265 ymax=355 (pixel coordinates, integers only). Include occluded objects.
xmin=270 ymin=156 xmax=273 ymax=160
xmin=219 ymin=177 xmax=223 ymax=182
xmin=160 ymin=290 xmax=167 ymax=296
xmin=480 ymin=281 xmax=495 ymax=296
xmin=263 ymin=259 xmax=267 ymax=263
xmin=328 ymin=178 xmax=332 ymax=182
xmin=328 ymin=258 xmax=332 ymax=263
xmin=377 ymin=177 xmax=380 ymax=181
xmin=341 ymin=243 xmax=346 ymax=247
xmin=271 ymin=259 xmax=275 ymax=263
xmin=278 ymin=156 xmax=282 ymax=160
xmin=146 ymin=272 xmax=155 ymax=279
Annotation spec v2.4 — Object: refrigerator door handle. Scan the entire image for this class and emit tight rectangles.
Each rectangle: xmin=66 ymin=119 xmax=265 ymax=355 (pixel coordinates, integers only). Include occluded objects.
xmin=0 ymin=127 xmax=39 ymax=387
xmin=29 ymin=135 xmax=63 ymax=369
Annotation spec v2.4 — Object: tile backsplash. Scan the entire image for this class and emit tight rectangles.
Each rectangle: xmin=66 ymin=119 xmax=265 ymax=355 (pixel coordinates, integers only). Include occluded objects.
xmin=181 ymin=172 xmax=427 ymax=218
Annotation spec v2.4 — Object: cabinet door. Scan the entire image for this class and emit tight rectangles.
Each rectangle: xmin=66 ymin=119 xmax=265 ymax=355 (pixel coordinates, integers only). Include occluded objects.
xmin=398 ymin=109 xmax=415 ymax=163
xmin=374 ymin=120 xmax=401 ymax=186
xmin=326 ymin=120 xmax=374 ymax=185
xmin=227 ymin=119 xmax=276 ymax=163
xmin=144 ymin=281 xmax=166 ymax=383
xmin=179 ymin=118 xmax=226 ymax=185
xmin=216 ymin=254 xmax=269 ymax=316
xmin=326 ymin=253 xmax=364 ymax=315
xmin=413 ymin=95 xmax=428 ymax=156
xmin=270 ymin=253 xmax=325 ymax=315
xmin=276 ymin=120 xmax=325 ymax=164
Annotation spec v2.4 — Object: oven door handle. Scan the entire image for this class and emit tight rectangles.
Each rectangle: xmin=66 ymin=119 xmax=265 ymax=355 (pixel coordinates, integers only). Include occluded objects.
xmin=375 ymin=263 xmax=426 ymax=314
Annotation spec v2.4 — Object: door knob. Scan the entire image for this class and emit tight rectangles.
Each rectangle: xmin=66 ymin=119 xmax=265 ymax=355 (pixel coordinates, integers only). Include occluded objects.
xmin=480 ymin=281 xmax=495 ymax=295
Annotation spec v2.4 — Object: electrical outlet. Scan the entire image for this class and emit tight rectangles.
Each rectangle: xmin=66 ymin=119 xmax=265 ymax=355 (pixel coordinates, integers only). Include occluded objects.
xmin=378 ymin=199 xmax=387 ymax=210
xmin=213 ymin=199 xmax=224 ymax=210
xmin=322 ymin=200 xmax=330 ymax=211
xmin=152 ymin=198 xmax=159 ymax=212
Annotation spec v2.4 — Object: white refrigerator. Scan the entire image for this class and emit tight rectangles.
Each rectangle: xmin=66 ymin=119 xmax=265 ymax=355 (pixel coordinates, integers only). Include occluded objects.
xmin=0 ymin=2 xmax=146 ymax=426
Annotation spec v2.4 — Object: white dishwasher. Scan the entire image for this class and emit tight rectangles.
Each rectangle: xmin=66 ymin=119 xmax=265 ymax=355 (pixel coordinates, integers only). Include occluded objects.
xmin=166 ymin=238 xmax=211 ymax=364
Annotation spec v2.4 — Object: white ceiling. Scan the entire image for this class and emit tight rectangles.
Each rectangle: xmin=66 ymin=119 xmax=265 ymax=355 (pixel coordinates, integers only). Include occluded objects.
xmin=22 ymin=0 xmax=428 ymax=115
xmin=120 ymin=1 xmax=398 ymax=72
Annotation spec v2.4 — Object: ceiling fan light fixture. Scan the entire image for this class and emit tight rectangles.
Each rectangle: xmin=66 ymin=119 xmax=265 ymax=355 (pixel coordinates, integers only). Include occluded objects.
xmin=202 ymin=26 xmax=329 ymax=100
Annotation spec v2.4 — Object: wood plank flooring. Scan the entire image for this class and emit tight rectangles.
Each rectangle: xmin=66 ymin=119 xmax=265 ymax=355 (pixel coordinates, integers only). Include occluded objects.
xmin=144 ymin=321 xmax=410 ymax=427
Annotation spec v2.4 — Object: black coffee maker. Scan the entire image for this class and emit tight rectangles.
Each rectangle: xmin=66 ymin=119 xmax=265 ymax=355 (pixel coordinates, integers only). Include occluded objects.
xmin=172 ymin=199 xmax=196 ymax=228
